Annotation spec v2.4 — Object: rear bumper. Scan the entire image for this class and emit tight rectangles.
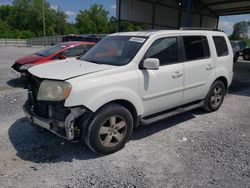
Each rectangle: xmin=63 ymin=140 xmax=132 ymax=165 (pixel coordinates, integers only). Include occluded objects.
xmin=23 ymin=103 xmax=86 ymax=140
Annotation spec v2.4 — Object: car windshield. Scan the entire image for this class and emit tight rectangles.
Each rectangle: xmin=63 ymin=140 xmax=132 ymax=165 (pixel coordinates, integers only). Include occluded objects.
xmin=36 ymin=44 xmax=67 ymax=57
xmin=79 ymin=36 xmax=147 ymax=66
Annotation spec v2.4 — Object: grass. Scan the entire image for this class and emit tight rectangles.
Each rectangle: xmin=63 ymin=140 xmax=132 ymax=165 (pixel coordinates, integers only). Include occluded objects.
xmin=247 ymin=40 xmax=250 ymax=47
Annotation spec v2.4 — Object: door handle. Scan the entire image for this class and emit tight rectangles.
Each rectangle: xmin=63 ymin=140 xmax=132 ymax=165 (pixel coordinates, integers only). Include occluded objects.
xmin=172 ymin=71 xmax=183 ymax=78
xmin=206 ymin=64 xmax=214 ymax=70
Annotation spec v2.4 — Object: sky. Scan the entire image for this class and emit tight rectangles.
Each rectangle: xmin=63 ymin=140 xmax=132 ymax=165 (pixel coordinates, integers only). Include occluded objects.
xmin=0 ymin=0 xmax=249 ymax=35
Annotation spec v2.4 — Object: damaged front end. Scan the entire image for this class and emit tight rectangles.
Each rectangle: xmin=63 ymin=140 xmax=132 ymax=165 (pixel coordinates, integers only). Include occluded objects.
xmin=23 ymin=76 xmax=89 ymax=140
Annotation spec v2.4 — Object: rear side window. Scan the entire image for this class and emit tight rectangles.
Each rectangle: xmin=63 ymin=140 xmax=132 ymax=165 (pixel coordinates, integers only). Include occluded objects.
xmin=183 ymin=36 xmax=210 ymax=61
xmin=62 ymin=45 xmax=86 ymax=57
xmin=213 ymin=36 xmax=229 ymax=57
xmin=145 ymin=37 xmax=179 ymax=66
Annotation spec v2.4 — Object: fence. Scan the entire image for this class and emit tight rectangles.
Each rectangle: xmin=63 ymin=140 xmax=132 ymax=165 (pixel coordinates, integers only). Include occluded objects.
xmin=27 ymin=36 xmax=63 ymax=46
xmin=0 ymin=39 xmax=27 ymax=47
xmin=0 ymin=34 xmax=106 ymax=47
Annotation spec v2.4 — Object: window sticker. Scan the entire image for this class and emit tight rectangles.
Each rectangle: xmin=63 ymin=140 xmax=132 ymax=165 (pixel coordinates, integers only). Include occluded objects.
xmin=129 ymin=37 xmax=146 ymax=43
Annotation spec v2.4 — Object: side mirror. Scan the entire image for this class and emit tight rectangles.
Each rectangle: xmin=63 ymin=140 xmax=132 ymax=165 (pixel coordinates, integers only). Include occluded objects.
xmin=141 ymin=58 xmax=160 ymax=70
xmin=59 ymin=54 xmax=66 ymax=60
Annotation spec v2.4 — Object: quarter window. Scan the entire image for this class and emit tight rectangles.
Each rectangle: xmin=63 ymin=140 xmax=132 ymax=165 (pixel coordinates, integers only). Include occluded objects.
xmin=213 ymin=36 xmax=229 ymax=57
xmin=183 ymin=36 xmax=210 ymax=61
xmin=145 ymin=37 xmax=178 ymax=66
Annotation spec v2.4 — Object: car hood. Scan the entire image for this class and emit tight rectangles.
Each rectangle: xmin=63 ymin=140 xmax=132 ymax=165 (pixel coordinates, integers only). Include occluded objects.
xmin=16 ymin=54 xmax=43 ymax=65
xmin=28 ymin=59 xmax=115 ymax=80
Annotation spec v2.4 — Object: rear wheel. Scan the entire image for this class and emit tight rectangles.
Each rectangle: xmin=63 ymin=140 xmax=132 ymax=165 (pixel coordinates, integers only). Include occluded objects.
xmin=203 ymin=81 xmax=225 ymax=112
xmin=82 ymin=103 xmax=133 ymax=154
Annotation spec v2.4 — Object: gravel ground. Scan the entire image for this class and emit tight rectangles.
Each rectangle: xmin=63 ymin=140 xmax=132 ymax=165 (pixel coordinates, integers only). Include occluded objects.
xmin=0 ymin=46 xmax=249 ymax=188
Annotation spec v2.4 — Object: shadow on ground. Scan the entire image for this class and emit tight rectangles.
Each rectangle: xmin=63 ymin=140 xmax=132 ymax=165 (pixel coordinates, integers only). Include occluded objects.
xmin=7 ymin=78 xmax=28 ymax=88
xmin=9 ymin=109 xmax=203 ymax=163
xmin=8 ymin=118 xmax=99 ymax=163
xmin=229 ymin=61 xmax=250 ymax=97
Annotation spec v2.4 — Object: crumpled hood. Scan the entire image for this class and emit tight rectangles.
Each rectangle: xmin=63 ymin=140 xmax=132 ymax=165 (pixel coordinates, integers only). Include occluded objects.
xmin=16 ymin=54 xmax=43 ymax=65
xmin=28 ymin=59 xmax=115 ymax=80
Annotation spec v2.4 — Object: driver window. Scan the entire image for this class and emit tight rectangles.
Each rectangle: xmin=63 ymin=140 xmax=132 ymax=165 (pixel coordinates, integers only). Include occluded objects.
xmin=145 ymin=37 xmax=179 ymax=66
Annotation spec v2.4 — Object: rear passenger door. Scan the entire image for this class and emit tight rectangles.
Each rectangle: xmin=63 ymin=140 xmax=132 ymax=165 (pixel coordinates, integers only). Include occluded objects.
xmin=182 ymin=35 xmax=215 ymax=104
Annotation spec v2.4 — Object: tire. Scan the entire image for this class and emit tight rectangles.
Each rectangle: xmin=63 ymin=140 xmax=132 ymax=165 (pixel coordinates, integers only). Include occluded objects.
xmin=82 ymin=103 xmax=133 ymax=155
xmin=243 ymin=53 xmax=250 ymax=61
xmin=203 ymin=81 xmax=226 ymax=112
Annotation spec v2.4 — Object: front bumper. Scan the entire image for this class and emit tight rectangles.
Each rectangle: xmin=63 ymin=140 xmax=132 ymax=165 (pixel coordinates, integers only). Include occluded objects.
xmin=11 ymin=67 xmax=28 ymax=78
xmin=11 ymin=67 xmax=21 ymax=77
xmin=23 ymin=103 xmax=86 ymax=140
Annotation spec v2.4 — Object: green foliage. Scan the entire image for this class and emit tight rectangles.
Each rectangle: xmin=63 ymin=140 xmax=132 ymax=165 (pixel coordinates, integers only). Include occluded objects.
xmin=0 ymin=1 xmax=151 ymax=39
xmin=108 ymin=16 xmax=149 ymax=33
xmin=0 ymin=0 xmax=70 ymax=38
xmin=246 ymin=40 xmax=250 ymax=47
xmin=230 ymin=21 xmax=249 ymax=40
xmin=76 ymin=4 xmax=109 ymax=34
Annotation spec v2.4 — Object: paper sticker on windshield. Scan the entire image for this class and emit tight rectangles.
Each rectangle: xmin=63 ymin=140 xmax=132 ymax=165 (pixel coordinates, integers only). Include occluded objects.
xmin=129 ymin=37 xmax=146 ymax=43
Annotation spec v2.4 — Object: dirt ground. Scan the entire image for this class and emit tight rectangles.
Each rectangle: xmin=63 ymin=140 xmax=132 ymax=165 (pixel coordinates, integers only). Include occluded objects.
xmin=0 ymin=46 xmax=249 ymax=188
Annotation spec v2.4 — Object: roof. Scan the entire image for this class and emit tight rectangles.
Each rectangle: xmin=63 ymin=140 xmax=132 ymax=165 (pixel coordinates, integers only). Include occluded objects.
xmin=111 ymin=29 xmax=226 ymax=37
xmin=60 ymin=41 xmax=95 ymax=46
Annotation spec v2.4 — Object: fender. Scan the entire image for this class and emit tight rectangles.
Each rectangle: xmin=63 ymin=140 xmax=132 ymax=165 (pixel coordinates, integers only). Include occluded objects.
xmin=65 ymin=88 xmax=143 ymax=115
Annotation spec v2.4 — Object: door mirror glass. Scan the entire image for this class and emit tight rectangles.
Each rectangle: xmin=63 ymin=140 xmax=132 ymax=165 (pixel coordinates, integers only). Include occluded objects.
xmin=142 ymin=58 xmax=160 ymax=70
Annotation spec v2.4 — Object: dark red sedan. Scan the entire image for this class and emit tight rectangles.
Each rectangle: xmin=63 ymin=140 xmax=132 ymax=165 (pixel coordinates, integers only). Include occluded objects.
xmin=11 ymin=41 xmax=95 ymax=77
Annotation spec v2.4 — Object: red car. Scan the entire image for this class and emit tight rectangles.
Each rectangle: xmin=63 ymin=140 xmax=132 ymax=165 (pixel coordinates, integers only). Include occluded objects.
xmin=11 ymin=41 xmax=95 ymax=77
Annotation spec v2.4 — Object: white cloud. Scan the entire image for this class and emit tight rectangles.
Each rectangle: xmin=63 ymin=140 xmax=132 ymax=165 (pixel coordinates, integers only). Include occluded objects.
xmin=110 ymin=4 xmax=116 ymax=9
xmin=65 ymin=10 xmax=77 ymax=17
xmin=50 ymin=5 xmax=58 ymax=11
xmin=218 ymin=21 xmax=234 ymax=30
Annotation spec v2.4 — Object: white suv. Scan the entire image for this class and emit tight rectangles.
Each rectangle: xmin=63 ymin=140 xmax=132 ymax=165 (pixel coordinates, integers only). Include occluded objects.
xmin=24 ymin=30 xmax=233 ymax=154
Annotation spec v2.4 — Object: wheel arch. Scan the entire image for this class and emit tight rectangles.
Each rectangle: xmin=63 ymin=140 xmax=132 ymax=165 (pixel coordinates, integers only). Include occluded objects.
xmin=214 ymin=76 xmax=228 ymax=92
xmin=98 ymin=99 xmax=139 ymax=128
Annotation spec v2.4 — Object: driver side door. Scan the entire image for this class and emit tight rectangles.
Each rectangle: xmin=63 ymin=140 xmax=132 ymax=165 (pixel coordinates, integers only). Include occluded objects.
xmin=138 ymin=36 xmax=184 ymax=117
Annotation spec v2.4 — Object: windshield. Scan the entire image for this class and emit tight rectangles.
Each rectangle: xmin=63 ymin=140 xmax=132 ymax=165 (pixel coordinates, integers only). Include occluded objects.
xmin=36 ymin=44 xmax=67 ymax=57
xmin=79 ymin=36 xmax=147 ymax=66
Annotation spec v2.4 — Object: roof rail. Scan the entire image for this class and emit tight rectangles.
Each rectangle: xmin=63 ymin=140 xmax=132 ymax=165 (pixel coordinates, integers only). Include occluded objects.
xmin=180 ymin=27 xmax=223 ymax=32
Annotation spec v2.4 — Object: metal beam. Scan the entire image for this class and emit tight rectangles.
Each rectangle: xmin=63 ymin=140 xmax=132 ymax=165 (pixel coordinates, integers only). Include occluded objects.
xmin=185 ymin=0 xmax=193 ymax=27
xmin=216 ymin=6 xmax=250 ymax=14
xmin=151 ymin=2 xmax=156 ymax=29
xmin=218 ymin=10 xmax=250 ymax=16
xmin=204 ymin=0 xmax=250 ymax=7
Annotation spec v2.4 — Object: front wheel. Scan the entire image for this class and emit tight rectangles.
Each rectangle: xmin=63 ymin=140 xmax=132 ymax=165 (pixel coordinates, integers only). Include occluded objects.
xmin=82 ymin=103 xmax=133 ymax=155
xmin=203 ymin=81 xmax=226 ymax=112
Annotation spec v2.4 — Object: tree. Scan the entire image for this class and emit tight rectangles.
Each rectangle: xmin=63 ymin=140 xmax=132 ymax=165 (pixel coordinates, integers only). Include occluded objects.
xmin=109 ymin=16 xmax=149 ymax=33
xmin=76 ymin=4 xmax=109 ymax=34
xmin=230 ymin=21 xmax=249 ymax=40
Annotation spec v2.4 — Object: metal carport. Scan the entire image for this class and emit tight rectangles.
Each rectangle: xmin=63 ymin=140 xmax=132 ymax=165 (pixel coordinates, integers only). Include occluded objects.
xmin=116 ymin=0 xmax=250 ymax=29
